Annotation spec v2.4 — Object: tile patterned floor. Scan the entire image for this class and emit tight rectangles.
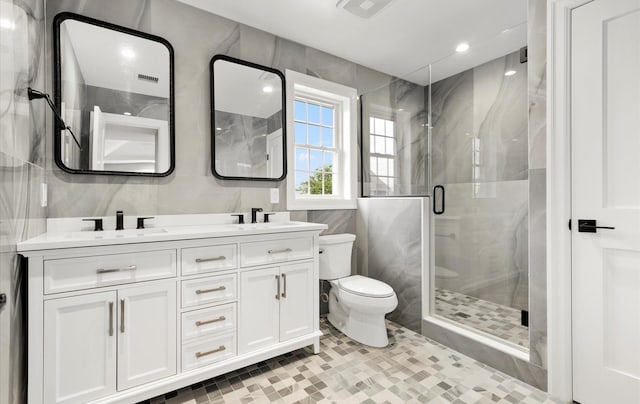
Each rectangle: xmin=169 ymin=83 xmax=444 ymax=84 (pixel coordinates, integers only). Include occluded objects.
xmin=142 ymin=318 xmax=557 ymax=404
xmin=435 ymin=288 xmax=530 ymax=348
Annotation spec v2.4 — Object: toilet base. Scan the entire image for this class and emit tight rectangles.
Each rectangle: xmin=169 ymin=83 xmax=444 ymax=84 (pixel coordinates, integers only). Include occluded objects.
xmin=327 ymin=288 xmax=393 ymax=348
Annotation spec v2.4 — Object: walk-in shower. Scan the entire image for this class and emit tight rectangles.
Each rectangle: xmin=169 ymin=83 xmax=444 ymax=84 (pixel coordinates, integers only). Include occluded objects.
xmin=430 ymin=45 xmax=530 ymax=349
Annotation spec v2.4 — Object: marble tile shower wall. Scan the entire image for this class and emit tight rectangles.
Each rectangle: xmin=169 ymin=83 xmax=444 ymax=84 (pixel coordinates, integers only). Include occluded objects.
xmin=431 ymin=49 xmax=529 ymax=311
xmin=43 ymin=0 xmax=409 ymax=223
xmin=0 ymin=0 xmax=47 ymax=403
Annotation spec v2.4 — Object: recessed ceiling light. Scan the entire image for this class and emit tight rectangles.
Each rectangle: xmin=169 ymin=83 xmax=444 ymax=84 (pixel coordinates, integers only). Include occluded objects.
xmin=123 ymin=112 xmax=132 ymax=116
xmin=0 ymin=19 xmax=15 ymax=30
xmin=504 ymin=70 xmax=517 ymax=76
xmin=121 ymin=48 xmax=135 ymax=59
xmin=216 ymin=127 xmax=222 ymax=131
xmin=455 ymin=43 xmax=470 ymax=53
xmin=262 ymin=85 xmax=274 ymax=93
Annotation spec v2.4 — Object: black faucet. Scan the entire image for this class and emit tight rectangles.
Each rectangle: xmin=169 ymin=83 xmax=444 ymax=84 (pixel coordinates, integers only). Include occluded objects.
xmin=116 ymin=210 xmax=124 ymax=230
xmin=251 ymin=208 xmax=263 ymax=224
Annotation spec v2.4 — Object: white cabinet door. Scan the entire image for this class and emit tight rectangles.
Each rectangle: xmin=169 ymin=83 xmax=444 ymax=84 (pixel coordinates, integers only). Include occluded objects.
xmin=43 ymin=292 xmax=117 ymax=404
xmin=117 ymin=282 xmax=176 ymax=390
xmin=239 ymin=267 xmax=279 ymax=354
xmin=279 ymin=262 xmax=314 ymax=341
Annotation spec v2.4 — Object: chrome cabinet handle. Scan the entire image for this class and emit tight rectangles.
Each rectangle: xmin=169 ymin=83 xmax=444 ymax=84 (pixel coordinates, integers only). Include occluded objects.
xmin=97 ymin=265 xmax=136 ymax=274
xmin=195 ymin=256 xmax=226 ymax=263
xmin=281 ymin=273 xmax=287 ymax=298
xmin=275 ymin=275 xmax=280 ymax=300
xmin=268 ymin=248 xmax=292 ymax=255
xmin=195 ymin=316 xmax=226 ymax=326
xmin=195 ymin=345 xmax=225 ymax=358
xmin=108 ymin=302 xmax=114 ymax=336
xmin=120 ymin=299 xmax=125 ymax=333
xmin=195 ymin=286 xmax=226 ymax=294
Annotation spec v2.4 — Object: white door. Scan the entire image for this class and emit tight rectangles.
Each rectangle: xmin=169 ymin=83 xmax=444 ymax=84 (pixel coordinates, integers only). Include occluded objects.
xmin=239 ymin=267 xmax=279 ymax=354
xmin=117 ymin=282 xmax=176 ymax=390
xmin=279 ymin=262 xmax=314 ymax=341
xmin=572 ymin=1 xmax=640 ymax=403
xmin=43 ymin=292 xmax=117 ymax=404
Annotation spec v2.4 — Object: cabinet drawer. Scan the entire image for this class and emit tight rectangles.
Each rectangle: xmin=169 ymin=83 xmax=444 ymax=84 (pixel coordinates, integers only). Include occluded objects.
xmin=44 ymin=250 xmax=177 ymax=294
xmin=182 ymin=303 xmax=236 ymax=342
xmin=240 ymin=237 xmax=313 ymax=267
xmin=182 ymin=244 xmax=237 ymax=276
xmin=182 ymin=333 xmax=236 ymax=372
xmin=181 ymin=274 xmax=237 ymax=308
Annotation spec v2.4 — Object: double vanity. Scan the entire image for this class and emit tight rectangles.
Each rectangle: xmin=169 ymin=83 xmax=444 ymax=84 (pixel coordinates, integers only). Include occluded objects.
xmin=18 ymin=213 xmax=326 ymax=404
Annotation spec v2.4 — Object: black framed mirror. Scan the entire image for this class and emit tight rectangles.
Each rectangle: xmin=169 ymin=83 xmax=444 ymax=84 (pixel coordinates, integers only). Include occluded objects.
xmin=53 ymin=12 xmax=175 ymax=176
xmin=210 ymin=55 xmax=286 ymax=181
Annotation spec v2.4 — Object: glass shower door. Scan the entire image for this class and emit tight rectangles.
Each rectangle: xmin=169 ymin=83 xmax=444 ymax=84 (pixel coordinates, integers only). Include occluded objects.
xmin=430 ymin=48 xmax=530 ymax=349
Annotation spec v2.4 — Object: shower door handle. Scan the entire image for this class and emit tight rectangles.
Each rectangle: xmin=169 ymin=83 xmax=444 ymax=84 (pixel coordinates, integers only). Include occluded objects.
xmin=433 ymin=185 xmax=445 ymax=215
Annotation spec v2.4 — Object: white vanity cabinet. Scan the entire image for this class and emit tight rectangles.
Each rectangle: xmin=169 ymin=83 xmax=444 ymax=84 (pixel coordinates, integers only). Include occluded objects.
xmin=19 ymin=219 xmax=325 ymax=404
xmin=239 ymin=261 xmax=314 ymax=354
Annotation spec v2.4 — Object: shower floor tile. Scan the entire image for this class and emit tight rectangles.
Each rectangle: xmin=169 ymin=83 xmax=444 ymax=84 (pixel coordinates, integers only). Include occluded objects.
xmin=142 ymin=318 xmax=556 ymax=404
xmin=435 ymin=288 xmax=530 ymax=348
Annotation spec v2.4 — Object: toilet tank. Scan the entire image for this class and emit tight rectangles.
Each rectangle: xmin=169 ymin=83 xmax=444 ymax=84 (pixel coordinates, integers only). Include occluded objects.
xmin=318 ymin=234 xmax=356 ymax=280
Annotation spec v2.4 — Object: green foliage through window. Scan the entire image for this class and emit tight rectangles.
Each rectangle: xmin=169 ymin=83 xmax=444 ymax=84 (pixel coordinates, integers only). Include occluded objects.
xmin=297 ymin=165 xmax=333 ymax=195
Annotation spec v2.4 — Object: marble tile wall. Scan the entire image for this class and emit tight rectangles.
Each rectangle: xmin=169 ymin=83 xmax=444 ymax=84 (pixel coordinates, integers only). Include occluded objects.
xmin=43 ymin=0 xmax=409 ymax=219
xmin=0 ymin=0 xmax=47 ymax=403
xmin=356 ymin=198 xmax=425 ymax=332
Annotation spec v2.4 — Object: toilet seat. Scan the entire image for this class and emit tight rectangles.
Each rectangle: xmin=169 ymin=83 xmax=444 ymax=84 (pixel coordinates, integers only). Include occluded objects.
xmin=337 ymin=275 xmax=394 ymax=298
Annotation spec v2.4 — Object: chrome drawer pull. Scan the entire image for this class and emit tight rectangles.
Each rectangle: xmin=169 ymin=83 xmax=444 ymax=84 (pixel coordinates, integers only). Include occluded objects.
xmin=275 ymin=275 xmax=280 ymax=300
xmin=195 ymin=316 xmax=226 ymax=326
xmin=195 ymin=345 xmax=226 ymax=358
xmin=195 ymin=286 xmax=226 ymax=294
xmin=268 ymin=248 xmax=292 ymax=255
xmin=96 ymin=265 xmax=136 ymax=274
xmin=195 ymin=256 xmax=226 ymax=263
xmin=120 ymin=299 xmax=125 ymax=333
xmin=281 ymin=273 xmax=287 ymax=298
xmin=108 ymin=302 xmax=114 ymax=337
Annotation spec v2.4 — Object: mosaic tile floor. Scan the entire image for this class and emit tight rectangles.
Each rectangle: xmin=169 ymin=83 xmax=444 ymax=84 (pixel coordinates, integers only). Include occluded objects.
xmin=142 ymin=318 xmax=557 ymax=404
xmin=434 ymin=288 xmax=529 ymax=348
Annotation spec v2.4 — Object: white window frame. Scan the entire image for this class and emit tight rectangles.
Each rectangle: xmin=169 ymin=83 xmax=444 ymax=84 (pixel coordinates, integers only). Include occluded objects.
xmin=285 ymin=70 xmax=357 ymax=210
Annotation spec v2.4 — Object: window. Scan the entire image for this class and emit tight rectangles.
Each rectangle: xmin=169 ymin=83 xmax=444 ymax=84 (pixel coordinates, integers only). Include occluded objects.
xmin=294 ymin=99 xmax=336 ymax=196
xmin=286 ymin=70 xmax=357 ymax=210
xmin=368 ymin=116 xmax=398 ymax=196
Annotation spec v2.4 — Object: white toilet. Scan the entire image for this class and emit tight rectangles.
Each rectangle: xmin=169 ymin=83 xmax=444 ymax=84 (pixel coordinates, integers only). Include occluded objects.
xmin=319 ymin=234 xmax=398 ymax=347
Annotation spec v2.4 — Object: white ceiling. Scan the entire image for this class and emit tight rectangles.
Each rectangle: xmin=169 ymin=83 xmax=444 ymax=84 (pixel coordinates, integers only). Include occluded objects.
xmin=214 ymin=59 xmax=283 ymax=118
xmin=64 ymin=19 xmax=170 ymax=98
xmin=177 ymin=0 xmax=527 ymax=85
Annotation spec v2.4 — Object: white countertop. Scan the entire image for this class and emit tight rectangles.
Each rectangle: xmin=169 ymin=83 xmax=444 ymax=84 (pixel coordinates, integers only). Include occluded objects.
xmin=17 ymin=213 xmax=328 ymax=252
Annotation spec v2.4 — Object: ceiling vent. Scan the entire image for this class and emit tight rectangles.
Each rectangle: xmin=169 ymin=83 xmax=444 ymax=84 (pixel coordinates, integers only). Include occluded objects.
xmin=336 ymin=0 xmax=393 ymax=19
xmin=138 ymin=73 xmax=159 ymax=83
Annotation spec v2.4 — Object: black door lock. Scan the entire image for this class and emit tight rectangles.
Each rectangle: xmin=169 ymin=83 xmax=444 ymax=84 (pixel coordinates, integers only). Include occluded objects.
xmin=0 ymin=293 xmax=6 ymax=307
xmin=578 ymin=219 xmax=615 ymax=233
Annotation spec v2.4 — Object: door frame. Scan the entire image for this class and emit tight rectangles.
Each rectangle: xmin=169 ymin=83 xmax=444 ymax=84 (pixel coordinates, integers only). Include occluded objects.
xmin=547 ymin=0 xmax=594 ymax=401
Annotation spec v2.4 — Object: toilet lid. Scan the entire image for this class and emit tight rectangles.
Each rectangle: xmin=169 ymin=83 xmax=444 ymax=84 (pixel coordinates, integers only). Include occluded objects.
xmin=338 ymin=275 xmax=394 ymax=298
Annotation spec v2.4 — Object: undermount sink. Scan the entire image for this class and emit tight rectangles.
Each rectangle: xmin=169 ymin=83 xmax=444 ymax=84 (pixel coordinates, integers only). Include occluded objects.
xmin=70 ymin=228 xmax=168 ymax=239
